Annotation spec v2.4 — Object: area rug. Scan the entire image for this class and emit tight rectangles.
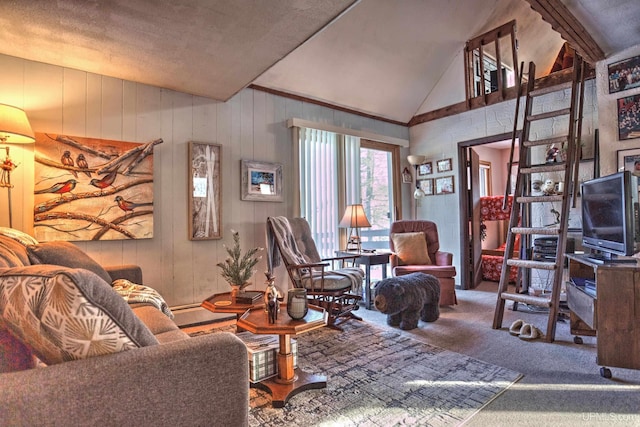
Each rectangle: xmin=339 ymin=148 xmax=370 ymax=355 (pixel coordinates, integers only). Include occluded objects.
xmin=190 ymin=320 xmax=522 ymax=426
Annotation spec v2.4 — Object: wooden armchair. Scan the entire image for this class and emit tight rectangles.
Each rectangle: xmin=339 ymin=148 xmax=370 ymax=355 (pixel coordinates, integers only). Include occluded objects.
xmin=266 ymin=216 xmax=364 ymax=328
xmin=389 ymin=220 xmax=457 ymax=305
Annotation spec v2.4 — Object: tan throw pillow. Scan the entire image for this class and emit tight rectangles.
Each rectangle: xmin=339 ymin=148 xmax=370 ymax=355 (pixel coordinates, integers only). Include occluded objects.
xmin=391 ymin=232 xmax=431 ymax=265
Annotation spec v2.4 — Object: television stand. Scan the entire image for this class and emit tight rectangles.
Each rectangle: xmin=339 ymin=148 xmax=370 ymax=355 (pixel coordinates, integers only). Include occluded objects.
xmin=566 ymin=254 xmax=640 ymax=378
xmin=584 ymin=252 xmax=638 ymax=265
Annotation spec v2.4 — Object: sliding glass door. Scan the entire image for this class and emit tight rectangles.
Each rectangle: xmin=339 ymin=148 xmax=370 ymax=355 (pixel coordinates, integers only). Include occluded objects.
xmin=298 ymin=131 xmax=400 ymax=258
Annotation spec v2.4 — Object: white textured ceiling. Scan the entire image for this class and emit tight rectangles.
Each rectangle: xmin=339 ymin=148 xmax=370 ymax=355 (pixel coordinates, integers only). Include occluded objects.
xmin=0 ymin=0 xmax=638 ymax=124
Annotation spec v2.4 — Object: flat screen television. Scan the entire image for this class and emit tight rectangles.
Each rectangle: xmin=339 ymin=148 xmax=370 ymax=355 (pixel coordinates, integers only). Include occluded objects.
xmin=581 ymin=171 xmax=640 ymax=263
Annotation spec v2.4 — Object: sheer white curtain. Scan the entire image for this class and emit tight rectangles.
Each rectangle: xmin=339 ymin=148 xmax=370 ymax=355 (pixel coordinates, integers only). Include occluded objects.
xmin=298 ymin=127 xmax=360 ymax=257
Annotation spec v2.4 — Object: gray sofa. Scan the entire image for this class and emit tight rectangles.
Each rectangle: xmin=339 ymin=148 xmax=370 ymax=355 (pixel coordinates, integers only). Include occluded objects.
xmin=0 ymin=233 xmax=249 ymax=426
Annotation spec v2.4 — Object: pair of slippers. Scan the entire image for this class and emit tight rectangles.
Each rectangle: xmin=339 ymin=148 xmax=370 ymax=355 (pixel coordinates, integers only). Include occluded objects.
xmin=509 ymin=319 xmax=543 ymax=340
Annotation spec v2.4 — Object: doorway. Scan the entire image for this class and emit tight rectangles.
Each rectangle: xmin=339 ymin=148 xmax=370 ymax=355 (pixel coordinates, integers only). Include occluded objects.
xmin=457 ymin=131 xmax=520 ymax=290
xmin=360 ymin=139 xmax=401 ymax=253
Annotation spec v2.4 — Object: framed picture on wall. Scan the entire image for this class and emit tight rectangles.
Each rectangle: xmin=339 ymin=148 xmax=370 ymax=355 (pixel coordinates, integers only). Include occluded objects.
xmin=418 ymin=162 xmax=432 ymax=176
xmin=435 ymin=175 xmax=455 ymax=195
xmin=241 ymin=160 xmax=283 ymax=202
xmin=617 ymin=147 xmax=640 ymax=176
xmin=188 ymin=141 xmax=222 ymax=240
xmin=618 ymin=94 xmax=640 ymax=140
xmin=608 ymin=55 xmax=640 ymax=94
xmin=418 ymin=178 xmax=434 ymax=195
xmin=437 ymin=158 xmax=452 ymax=172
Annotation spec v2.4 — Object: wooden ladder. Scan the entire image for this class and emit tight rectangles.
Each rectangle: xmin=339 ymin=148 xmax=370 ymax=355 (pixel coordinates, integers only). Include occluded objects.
xmin=493 ymin=56 xmax=586 ymax=342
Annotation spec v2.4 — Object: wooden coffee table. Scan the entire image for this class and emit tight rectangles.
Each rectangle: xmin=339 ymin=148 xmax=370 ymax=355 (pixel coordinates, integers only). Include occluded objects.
xmin=237 ymin=303 xmax=328 ymax=408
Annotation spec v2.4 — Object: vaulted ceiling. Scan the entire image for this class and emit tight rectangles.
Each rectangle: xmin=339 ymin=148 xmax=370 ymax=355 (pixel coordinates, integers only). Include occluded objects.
xmin=0 ymin=0 xmax=638 ymax=124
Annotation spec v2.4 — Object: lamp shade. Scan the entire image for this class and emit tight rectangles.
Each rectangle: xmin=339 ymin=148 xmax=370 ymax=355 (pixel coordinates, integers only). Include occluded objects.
xmin=0 ymin=104 xmax=35 ymax=143
xmin=339 ymin=204 xmax=372 ymax=228
xmin=407 ymin=154 xmax=426 ymax=166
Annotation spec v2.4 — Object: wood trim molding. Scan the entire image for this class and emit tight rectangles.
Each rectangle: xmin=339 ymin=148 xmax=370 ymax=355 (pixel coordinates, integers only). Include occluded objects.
xmin=248 ymin=84 xmax=407 ymax=127
xmin=524 ymin=0 xmax=605 ymax=65
xmin=409 ymin=66 xmax=594 ymax=127
xmin=287 ymin=118 xmax=409 ymax=147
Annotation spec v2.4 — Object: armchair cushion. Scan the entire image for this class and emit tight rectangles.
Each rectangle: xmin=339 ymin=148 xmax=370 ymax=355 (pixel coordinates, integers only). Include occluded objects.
xmin=26 ymin=241 xmax=113 ymax=285
xmin=0 ymin=265 xmax=158 ymax=366
xmin=391 ymin=232 xmax=431 ymax=265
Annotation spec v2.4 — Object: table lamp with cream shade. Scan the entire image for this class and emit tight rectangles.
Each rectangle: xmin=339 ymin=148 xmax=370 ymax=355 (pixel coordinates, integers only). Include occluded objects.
xmin=0 ymin=104 xmax=35 ymax=228
xmin=339 ymin=203 xmax=371 ymax=253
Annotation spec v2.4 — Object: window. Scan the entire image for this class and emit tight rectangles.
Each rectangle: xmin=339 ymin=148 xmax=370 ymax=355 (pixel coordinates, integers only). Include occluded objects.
xmin=479 ymin=161 xmax=492 ymax=197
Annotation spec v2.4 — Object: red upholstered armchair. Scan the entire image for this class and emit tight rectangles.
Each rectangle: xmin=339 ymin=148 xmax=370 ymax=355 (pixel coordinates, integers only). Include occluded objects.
xmin=389 ymin=220 xmax=457 ymax=306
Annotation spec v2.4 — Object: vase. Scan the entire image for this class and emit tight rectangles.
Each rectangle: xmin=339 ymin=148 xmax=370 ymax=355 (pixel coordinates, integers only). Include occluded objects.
xmin=230 ymin=284 xmax=242 ymax=303
xmin=287 ymin=288 xmax=308 ymax=320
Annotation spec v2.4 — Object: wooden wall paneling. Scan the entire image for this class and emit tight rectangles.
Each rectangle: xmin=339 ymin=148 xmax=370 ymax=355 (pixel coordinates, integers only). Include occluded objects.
xmin=122 ymin=80 xmax=138 ymax=141
xmin=169 ymin=90 xmax=195 ymax=305
xmin=155 ymin=88 xmax=177 ymax=302
xmin=62 ymin=69 xmax=88 ymax=137
xmin=239 ymin=90 xmax=257 ymax=289
xmin=133 ymin=83 xmax=163 ymax=290
xmin=214 ymin=97 xmax=232 ymax=296
xmin=191 ymin=96 xmax=221 ymax=302
xmin=25 ymin=61 xmax=63 ymax=236
xmin=250 ymin=89 xmax=268 ymax=290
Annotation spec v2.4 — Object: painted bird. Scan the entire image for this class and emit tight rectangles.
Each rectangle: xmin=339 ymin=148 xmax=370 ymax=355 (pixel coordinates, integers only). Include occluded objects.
xmin=34 ymin=179 xmax=77 ymax=196
xmin=115 ymin=195 xmax=153 ymax=214
xmin=89 ymin=169 xmax=118 ymax=192
xmin=61 ymin=150 xmax=77 ymax=177
xmin=76 ymin=153 xmax=91 ymax=178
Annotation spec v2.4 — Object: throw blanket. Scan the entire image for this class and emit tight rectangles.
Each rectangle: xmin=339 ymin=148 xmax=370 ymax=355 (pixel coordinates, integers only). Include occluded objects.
xmin=112 ymin=279 xmax=174 ymax=319
xmin=267 ymin=216 xmax=362 ymax=294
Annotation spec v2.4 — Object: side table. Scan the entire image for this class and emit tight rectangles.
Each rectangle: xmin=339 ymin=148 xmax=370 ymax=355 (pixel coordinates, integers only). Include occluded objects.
xmin=201 ymin=291 xmax=264 ymax=331
xmin=237 ymin=304 xmax=328 ymax=408
xmin=336 ymin=250 xmax=390 ymax=309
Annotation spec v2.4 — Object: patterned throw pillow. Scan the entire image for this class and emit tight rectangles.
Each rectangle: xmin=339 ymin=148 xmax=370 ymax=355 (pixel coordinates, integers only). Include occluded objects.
xmin=26 ymin=241 xmax=113 ymax=285
xmin=391 ymin=232 xmax=432 ymax=265
xmin=0 ymin=265 xmax=158 ymax=365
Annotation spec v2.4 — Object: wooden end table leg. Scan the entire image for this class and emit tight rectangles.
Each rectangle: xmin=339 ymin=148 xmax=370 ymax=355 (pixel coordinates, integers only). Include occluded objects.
xmin=254 ymin=333 xmax=327 ymax=408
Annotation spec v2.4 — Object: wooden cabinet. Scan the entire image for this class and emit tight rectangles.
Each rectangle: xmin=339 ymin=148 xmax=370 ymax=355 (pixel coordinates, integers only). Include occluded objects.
xmin=566 ymin=254 xmax=640 ymax=378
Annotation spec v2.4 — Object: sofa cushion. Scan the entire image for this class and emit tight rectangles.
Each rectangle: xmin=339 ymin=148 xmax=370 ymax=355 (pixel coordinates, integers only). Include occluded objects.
xmin=0 ymin=265 xmax=158 ymax=365
xmin=0 ymin=235 xmax=31 ymax=268
xmin=391 ymin=232 xmax=432 ymax=265
xmin=0 ymin=325 xmax=37 ymax=372
xmin=26 ymin=241 xmax=113 ymax=285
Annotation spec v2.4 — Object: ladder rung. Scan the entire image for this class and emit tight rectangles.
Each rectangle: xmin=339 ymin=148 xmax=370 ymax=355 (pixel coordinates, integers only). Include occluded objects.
xmin=529 ymin=81 xmax=573 ymax=97
xmin=520 ymin=163 xmax=567 ymax=174
xmin=500 ymin=292 xmax=553 ymax=307
xmin=522 ymin=135 xmax=568 ymax=148
xmin=516 ymin=195 xmax=564 ymax=203
xmin=506 ymin=259 xmax=558 ymax=270
xmin=511 ymin=227 xmax=561 ymax=235
xmin=527 ymin=108 xmax=571 ymax=121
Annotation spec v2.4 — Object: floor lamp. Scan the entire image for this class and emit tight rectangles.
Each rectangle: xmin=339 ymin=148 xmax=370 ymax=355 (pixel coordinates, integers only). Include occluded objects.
xmin=0 ymin=104 xmax=35 ymax=228
xmin=407 ymin=154 xmax=426 ymax=218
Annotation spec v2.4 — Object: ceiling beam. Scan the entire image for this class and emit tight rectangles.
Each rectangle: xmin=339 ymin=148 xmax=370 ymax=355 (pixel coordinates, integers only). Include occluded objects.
xmin=524 ymin=0 xmax=605 ymax=64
